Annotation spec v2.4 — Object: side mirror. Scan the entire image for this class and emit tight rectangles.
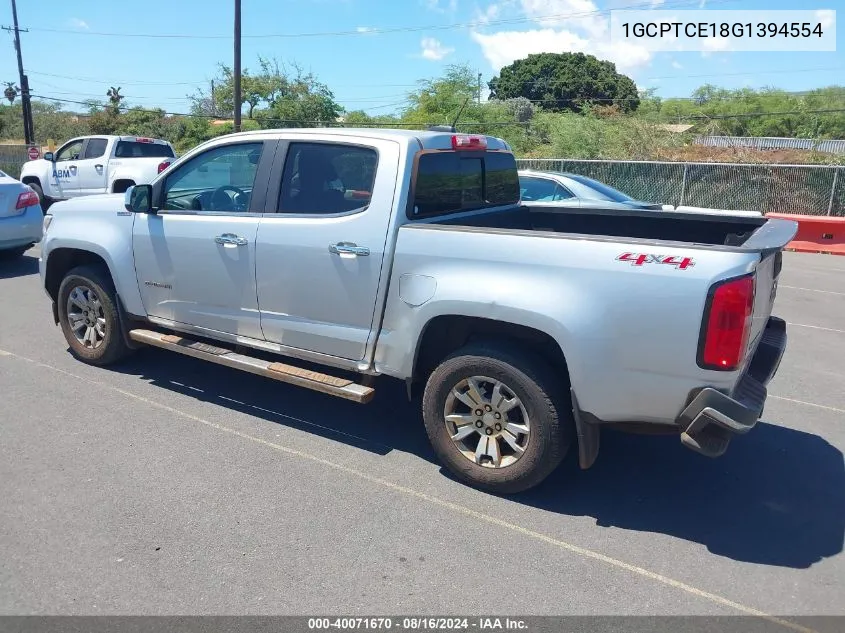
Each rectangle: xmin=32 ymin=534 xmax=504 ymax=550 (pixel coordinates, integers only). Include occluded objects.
xmin=125 ymin=184 xmax=154 ymax=214
xmin=43 ymin=152 xmax=54 ymax=162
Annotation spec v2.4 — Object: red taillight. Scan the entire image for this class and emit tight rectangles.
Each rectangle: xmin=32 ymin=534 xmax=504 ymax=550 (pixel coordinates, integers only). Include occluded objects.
xmin=699 ymin=275 xmax=755 ymax=371
xmin=16 ymin=190 xmax=39 ymax=210
xmin=451 ymin=134 xmax=487 ymax=150
xmin=157 ymin=160 xmax=171 ymax=174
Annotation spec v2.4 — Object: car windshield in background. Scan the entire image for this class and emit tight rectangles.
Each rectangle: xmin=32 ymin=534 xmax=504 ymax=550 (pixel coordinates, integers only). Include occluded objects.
xmin=115 ymin=141 xmax=175 ymax=159
xmin=565 ymin=174 xmax=634 ymax=202
xmin=412 ymin=151 xmax=520 ymax=218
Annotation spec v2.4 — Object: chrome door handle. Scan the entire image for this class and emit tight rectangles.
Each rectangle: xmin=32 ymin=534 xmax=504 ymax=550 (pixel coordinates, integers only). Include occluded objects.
xmin=94 ymin=164 xmax=103 ymax=170
xmin=329 ymin=242 xmax=370 ymax=257
xmin=215 ymin=233 xmax=248 ymax=246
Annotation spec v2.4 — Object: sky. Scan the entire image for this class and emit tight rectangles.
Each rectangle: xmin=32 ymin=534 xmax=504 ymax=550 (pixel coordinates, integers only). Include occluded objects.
xmin=0 ymin=0 xmax=842 ymax=117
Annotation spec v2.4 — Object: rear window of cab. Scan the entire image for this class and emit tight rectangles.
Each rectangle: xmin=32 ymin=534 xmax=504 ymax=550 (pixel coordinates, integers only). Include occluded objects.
xmin=410 ymin=151 xmax=520 ymax=219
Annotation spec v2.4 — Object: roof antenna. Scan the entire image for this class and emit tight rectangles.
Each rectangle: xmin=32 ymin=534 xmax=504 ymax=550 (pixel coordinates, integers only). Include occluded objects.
xmin=450 ymin=96 xmax=470 ymax=131
xmin=426 ymin=96 xmax=470 ymax=133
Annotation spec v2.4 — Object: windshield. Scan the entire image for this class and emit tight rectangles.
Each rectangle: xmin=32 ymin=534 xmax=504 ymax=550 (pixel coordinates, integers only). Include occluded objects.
xmin=565 ymin=174 xmax=634 ymax=202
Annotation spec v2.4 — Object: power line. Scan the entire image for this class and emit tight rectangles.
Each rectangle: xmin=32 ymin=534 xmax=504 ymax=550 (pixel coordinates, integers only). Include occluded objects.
xmin=27 ymin=70 xmax=208 ymax=86
xmin=21 ymin=0 xmax=735 ymax=40
xmin=31 ymin=93 xmax=845 ymax=123
xmin=27 ymin=64 xmax=845 ymax=95
xmin=28 ymin=93 xmax=521 ymax=126
xmin=643 ymin=66 xmax=845 ymax=81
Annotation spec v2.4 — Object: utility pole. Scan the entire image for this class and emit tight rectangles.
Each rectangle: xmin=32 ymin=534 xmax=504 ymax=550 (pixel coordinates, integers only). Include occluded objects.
xmin=5 ymin=0 xmax=34 ymax=144
xmin=477 ymin=72 xmax=482 ymax=105
xmin=233 ymin=0 xmax=242 ymax=132
xmin=210 ymin=79 xmax=216 ymax=117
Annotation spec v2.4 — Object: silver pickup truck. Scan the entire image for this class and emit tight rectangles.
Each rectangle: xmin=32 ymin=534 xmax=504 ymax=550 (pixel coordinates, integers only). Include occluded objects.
xmin=38 ymin=128 xmax=797 ymax=494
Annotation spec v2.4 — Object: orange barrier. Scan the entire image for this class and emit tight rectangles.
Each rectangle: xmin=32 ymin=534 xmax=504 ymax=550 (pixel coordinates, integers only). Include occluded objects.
xmin=765 ymin=213 xmax=845 ymax=256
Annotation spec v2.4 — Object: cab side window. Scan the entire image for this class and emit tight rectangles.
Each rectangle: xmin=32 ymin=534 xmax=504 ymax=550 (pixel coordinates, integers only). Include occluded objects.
xmin=55 ymin=140 xmax=84 ymax=162
xmin=83 ymin=138 xmax=108 ymax=160
xmin=553 ymin=185 xmax=575 ymax=201
xmin=278 ymin=142 xmax=377 ymax=215
xmin=520 ymin=177 xmax=559 ymax=202
xmin=162 ymin=142 xmax=263 ymax=213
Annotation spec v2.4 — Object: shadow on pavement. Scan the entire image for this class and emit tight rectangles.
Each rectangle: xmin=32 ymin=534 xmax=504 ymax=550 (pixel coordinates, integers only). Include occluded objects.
xmin=112 ymin=346 xmax=844 ymax=570
xmin=0 ymin=253 xmax=39 ymax=279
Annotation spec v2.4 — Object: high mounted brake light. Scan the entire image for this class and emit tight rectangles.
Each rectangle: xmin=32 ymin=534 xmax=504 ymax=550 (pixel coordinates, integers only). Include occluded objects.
xmin=451 ymin=134 xmax=487 ymax=150
xmin=135 ymin=137 xmax=153 ymax=143
xmin=698 ymin=274 xmax=755 ymax=371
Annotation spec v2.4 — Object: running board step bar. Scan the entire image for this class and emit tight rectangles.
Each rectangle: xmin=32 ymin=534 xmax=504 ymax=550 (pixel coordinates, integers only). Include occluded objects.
xmin=128 ymin=329 xmax=375 ymax=404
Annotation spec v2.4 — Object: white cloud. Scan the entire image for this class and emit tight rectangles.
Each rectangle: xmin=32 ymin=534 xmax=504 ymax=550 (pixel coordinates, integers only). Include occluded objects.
xmin=474 ymin=3 xmax=503 ymax=24
xmin=519 ymin=0 xmax=607 ymax=38
xmin=424 ymin=0 xmax=458 ymax=13
xmin=420 ymin=37 xmax=455 ymax=60
xmin=471 ymin=28 xmax=651 ymax=72
xmin=649 ymin=0 xmax=665 ymax=6
xmin=356 ymin=26 xmax=375 ymax=33
xmin=816 ymin=9 xmax=835 ymax=30
xmin=671 ymin=60 xmax=682 ymax=69
xmin=67 ymin=18 xmax=89 ymax=30
xmin=702 ymin=36 xmax=732 ymax=53
xmin=471 ymin=0 xmax=654 ymax=73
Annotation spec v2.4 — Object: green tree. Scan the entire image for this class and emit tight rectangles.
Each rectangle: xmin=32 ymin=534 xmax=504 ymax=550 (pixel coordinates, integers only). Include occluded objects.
xmin=488 ymin=52 xmax=640 ymax=113
xmin=403 ymin=64 xmax=480 ymax=125
xmin=188 ymin=57 xmax=340 ymax=125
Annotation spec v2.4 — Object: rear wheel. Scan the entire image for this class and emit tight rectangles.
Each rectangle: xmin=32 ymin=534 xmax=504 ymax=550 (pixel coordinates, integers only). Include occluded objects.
xmin=27 ymin=182 xmax=49 ymax=212
xmin=57 ymin=265 xmax=133 ymax=366
xmin=422 ymin=342 xmax=573 ymax=494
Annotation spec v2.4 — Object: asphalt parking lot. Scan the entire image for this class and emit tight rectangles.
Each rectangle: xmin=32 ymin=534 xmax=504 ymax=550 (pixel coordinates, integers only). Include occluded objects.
xmin=0 ymin=247 xmax=843 ymax=625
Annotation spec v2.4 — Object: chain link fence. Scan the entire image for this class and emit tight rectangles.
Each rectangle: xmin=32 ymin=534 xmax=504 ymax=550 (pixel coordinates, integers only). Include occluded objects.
xmin=0 ymin=144 xmax=37 ymax=178
xmin=517 ymin=158 xmax=844 ymax=217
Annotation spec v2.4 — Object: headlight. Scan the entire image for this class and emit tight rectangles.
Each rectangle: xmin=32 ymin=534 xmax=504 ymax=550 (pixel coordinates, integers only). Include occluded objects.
xmin=42 ymin=214 xmax=53 ymax=233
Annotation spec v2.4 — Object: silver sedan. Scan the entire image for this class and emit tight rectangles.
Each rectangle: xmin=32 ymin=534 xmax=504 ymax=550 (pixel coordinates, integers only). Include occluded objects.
xmin=0 ymin=170 xmax=43 ymax=258
xmin=518 ymin=169 xmax=671 ymax=211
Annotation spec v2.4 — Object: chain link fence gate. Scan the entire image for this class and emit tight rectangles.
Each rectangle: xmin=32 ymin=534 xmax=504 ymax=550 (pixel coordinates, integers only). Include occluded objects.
xmin=517 ymin=158 xmax=844 ymax=217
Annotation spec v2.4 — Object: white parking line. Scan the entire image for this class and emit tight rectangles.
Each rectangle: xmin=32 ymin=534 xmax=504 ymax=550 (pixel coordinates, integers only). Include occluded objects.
xmin=779 ymin=285 xmax=845 ymax=297
xmin=0 ymin=348 xmax=819 ymax=633
xmin=770 ymin=395 xmax=845 ymax=415
xmin=787 ymin=322 xmax=845 ymax=334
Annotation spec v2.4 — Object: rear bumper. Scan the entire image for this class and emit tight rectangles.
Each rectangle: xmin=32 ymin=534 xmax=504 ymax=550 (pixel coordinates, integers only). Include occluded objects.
xmin=676 ymin=316 xmax=787 ymax=458
xmin=0 ymin=205 xmax=43 ymax=250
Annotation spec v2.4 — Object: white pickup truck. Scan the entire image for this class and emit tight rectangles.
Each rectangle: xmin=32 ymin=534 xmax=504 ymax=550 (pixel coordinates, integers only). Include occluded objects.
xmin=20 ymin=135 xmax=176 ymax=210
xmin=38 ymin=128 xmax=797 ymax=494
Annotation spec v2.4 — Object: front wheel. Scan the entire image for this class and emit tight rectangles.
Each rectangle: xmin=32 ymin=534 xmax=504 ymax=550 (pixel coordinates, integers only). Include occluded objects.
xmin=57 ymin=265 xmax=134 ymax=366
xmin=422 ymin=342 xmax=573 ymax=494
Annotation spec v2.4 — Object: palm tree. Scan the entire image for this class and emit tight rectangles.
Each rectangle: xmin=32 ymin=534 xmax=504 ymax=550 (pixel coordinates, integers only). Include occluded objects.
xmin=106 ymin=86 xmax=124 ymax=111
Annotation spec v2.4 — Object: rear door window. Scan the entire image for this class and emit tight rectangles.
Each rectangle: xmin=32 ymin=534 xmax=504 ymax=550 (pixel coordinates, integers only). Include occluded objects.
xmin=83 ymin=138 xmax=108 ymax=159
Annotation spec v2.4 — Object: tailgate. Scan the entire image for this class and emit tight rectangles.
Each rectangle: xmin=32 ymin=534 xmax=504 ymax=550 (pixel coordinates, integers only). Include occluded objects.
xmin=746 ymin=250 xmax=783 ymax=360
xmin=739 ymin=216 xmax=796 ymax=360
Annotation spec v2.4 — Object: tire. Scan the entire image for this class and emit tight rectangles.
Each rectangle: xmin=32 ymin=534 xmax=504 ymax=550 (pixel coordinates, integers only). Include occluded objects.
xmin=57 ymin=264 xmax=134 ymax=366
xmin=422 ymin=342 xmax=573 ymax=495
xmin=28 ymin=182 xmax=50 ymax=212
xmin=112 ymin=180 xmax=135 ymax=194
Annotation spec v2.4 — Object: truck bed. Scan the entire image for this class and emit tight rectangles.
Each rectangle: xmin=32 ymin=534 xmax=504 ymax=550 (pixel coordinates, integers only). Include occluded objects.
xmin=432 ymin=204 xmax=770 ymax=248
